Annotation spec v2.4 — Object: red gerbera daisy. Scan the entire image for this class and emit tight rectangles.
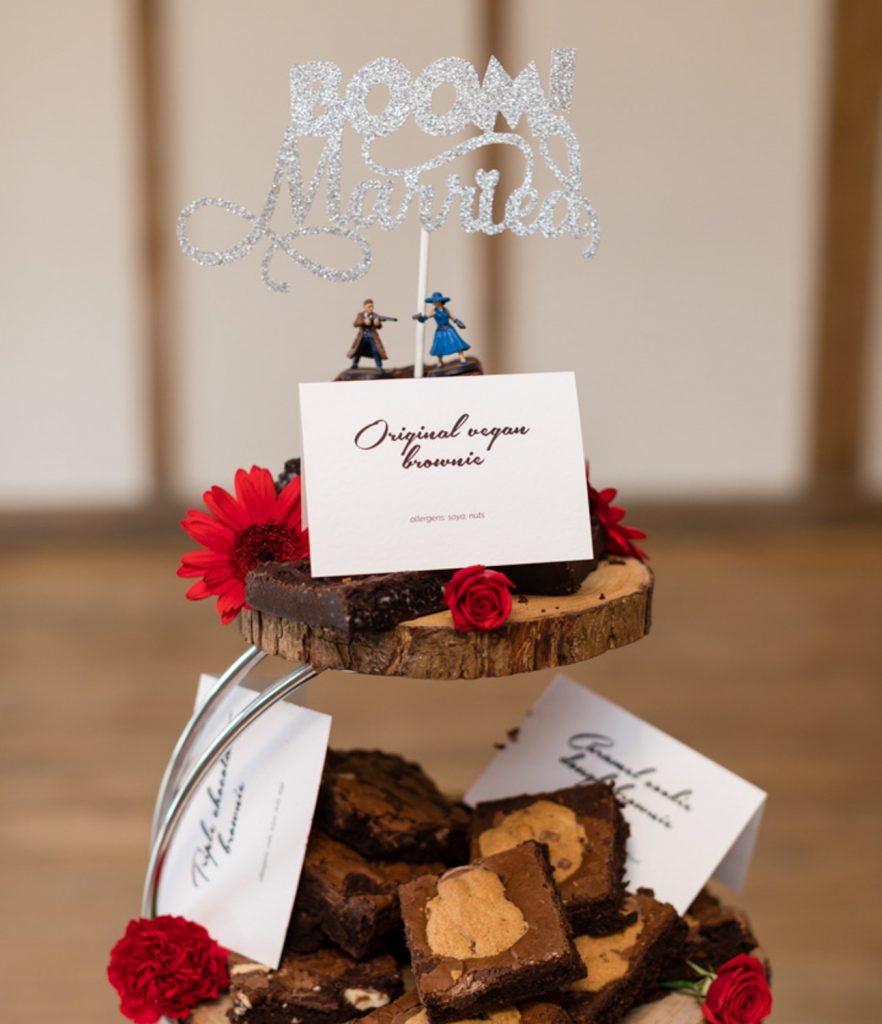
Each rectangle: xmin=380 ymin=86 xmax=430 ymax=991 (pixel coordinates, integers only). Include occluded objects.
xmin=586 ymin=464 xmax=648 ymax=561
xmin=177 ymin=465 xmax=309 ymax=624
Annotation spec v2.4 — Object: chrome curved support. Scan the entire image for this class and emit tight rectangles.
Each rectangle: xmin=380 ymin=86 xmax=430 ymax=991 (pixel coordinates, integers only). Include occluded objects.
xmin=150 ymin=645 xmax=269 ymax=841
xmin=142 ymin=662 xmax=323 ymax=919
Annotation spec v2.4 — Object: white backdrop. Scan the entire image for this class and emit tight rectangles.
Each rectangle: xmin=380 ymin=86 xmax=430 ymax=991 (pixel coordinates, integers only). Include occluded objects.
xmin=2 ymin=0 xmax=858 ymax=508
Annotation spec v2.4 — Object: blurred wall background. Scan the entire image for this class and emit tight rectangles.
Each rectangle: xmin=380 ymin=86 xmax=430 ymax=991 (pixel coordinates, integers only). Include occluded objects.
xmin=3 ymin=7 xmax=882 ymax=1024
xmin=2 ymin=0 xmax=879 ymax=512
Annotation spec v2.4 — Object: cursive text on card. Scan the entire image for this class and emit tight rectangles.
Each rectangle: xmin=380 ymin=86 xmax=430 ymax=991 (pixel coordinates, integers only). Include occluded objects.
xmin=560 ymin=733 xmax=694 ymax=831
xmin=354 ymin=412 xmax=529 ymax=470
xmin=191 ymin=749 xmax=246 ymax=887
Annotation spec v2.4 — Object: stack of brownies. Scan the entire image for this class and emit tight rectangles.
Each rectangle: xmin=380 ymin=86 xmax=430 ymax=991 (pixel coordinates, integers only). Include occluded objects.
xmin=201 ymin=749 xmax=759 ymax=1024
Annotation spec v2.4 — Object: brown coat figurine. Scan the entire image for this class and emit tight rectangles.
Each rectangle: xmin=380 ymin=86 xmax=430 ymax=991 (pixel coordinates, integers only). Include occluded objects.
xmin=347 ymin=307 xmax=388 ymax=362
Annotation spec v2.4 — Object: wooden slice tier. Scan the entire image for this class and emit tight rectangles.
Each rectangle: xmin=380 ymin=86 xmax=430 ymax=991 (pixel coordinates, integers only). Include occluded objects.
xmin=239 ymin=557 xmax=653 ymax=679
xmin=192 ymin=991 xmax=701 ymax=1024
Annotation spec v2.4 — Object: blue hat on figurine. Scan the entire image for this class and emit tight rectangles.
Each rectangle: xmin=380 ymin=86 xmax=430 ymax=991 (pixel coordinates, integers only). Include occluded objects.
xmin=425 ymin=291 xmax=450 ymax=304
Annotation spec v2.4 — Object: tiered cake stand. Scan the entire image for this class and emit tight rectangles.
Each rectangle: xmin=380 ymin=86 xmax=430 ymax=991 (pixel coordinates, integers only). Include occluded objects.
xmin=145 ymin=558 xmax=705 ymax=1023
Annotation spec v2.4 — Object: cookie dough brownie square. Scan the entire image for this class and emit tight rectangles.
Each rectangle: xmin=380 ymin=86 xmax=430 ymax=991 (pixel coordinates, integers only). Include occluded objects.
xmin=562 ymin=890 xmax=686 ymax=1024
xmin=399 ymin=841 xmax=585 ymax=1023
xmin=470 ymin=784 xmax=629 ymax=934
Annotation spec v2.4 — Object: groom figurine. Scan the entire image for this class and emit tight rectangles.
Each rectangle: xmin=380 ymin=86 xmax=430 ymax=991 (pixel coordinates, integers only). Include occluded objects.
xmin=347 ymin=299 xmax=388 ymax=371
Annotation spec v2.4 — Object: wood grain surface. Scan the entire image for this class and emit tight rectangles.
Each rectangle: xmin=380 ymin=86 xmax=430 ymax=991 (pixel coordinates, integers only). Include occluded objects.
xmin=239 ymin=558 xmax=653 ymax=678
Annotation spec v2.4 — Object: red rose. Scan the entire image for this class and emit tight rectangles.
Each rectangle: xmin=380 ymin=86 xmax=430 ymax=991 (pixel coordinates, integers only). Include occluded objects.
xmin=702 ymin=955 xmax=772 ymax=1024
xmin=108 ymin=915 xmax=228 ymax=1023
xmin=444 ymin=565 xmax=515 ymax=632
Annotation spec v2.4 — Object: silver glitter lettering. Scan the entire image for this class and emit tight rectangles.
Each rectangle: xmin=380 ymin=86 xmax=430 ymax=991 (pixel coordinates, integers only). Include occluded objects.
xmin=178 ymin=49 xmax=599 ymax=288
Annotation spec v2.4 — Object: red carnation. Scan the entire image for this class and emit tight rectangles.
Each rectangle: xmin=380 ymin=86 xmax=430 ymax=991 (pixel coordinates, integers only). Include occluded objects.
xmin=444 ymin=565 xmax=515 ymax=632
xmin=178 ymin=465 xmax=309 ymax=624
xmin=107 ymin=915 xmax=228 ymax=1023
xmin=702 ymin=955 xmax=772 ymax=1024
xmin=586 ymin=464 xmax=647 ymax=561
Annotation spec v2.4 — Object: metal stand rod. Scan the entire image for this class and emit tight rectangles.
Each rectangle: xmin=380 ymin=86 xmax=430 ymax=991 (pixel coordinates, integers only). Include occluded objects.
xmin=150 ymin=645 xmax=268 ymax=841
xmin=142 ymin=662 xmax=323 ymax=919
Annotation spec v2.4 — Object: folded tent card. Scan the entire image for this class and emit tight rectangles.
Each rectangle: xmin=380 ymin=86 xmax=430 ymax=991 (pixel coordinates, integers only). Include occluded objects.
xmin=157 ymin=675 xmax=331 ymax=967
xmin=299 ymin=372 xmax=593 ymax=577
xmin=466 ymin=675 xmax=767 ymax=914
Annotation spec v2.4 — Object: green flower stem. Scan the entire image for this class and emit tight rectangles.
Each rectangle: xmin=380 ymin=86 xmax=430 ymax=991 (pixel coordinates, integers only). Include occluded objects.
xmin=661 ymin=963 xmax=717 ymax=1003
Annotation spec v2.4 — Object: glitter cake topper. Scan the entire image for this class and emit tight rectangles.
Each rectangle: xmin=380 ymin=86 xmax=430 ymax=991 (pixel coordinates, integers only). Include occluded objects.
xmin=179 ymin=49 xmax=599 ymax=290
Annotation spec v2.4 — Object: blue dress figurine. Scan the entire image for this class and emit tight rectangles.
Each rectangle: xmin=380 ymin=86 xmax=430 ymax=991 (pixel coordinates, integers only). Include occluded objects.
xmin=413 ymin=291 xmax=471 ymax=366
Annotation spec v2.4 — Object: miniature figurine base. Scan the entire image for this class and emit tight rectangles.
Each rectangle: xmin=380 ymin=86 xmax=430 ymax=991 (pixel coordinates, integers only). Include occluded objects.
xmin=337 ymin=366 xmax=389 ymax=381
xmin=334 ymin=360 xmax=483 ymax=382
xmin=426 ymin=357 xmax=483 ymax=378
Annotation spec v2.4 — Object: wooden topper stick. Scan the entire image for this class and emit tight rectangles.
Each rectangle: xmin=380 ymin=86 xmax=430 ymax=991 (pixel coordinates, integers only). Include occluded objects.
xmin=413 ymin=228 xmax=430 ymax=378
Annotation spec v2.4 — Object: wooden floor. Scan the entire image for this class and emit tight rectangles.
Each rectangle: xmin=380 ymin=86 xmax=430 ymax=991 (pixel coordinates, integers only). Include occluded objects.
xmin=2 ymin=521 xmax=881 ymax=1024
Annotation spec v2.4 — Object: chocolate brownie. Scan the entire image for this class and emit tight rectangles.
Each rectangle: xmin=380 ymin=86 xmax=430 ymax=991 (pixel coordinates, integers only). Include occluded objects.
xmin=562 ymin=890 xmax=686 ymax=1024
xmin=275 ymin=457 xmax=301 ymax=491
xmin=316 ymin=749 xmax=470 ymax=864
xmin=227 ymin=947 xmax=402 ymax=1024
xmin=660 ymin=889 xmax=759 ymax=982
xmin=298 ymin=829 xmax=445 ymax=958
xmin=284 ymin=901 xmax=326 ymax=954
xmin=470 ymin=784 xmax=630 ymax=935
xmin=494 ymin=561 xmax=596 ymax=598
xmin=399 ymin=842 xmax=585 ymax=1023
xmin=356 ymin=991 xmax=574 ymax=1024
xmin=245 ymin=560 xmax=448 ymax=636
xmin=494 ymin=509 xmax=607 ymax=597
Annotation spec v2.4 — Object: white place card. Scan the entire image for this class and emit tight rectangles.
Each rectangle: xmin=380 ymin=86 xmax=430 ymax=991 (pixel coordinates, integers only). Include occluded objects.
xmin=299 ymin=372 xmax=592 ymax=577
xmin=156 ymin=675 xmax=331 ymax=967
xmin=465 ymin=676 xmax=766 ymax=914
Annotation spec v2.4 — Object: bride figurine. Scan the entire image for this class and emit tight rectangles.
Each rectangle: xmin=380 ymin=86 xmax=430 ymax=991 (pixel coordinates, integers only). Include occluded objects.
xmin=412 ymin=291 xmax=471 ymax=367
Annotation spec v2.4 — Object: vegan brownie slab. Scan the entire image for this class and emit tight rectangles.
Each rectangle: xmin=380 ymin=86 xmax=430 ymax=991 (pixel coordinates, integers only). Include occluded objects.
xmin=470 ymin=784 xmax=630 ymax=935
xmin=399 ymin=841 xmax=585 ymax=1023
xmin=316 ymin=749 xmax=470 ymax=864
xmin=562 ymin=890 xmax=686 ymax=1024
xmin=227 ymin=947 xmax=402 ymax=1024
xmin=246 ymin=560 xmax=449 ymax=636
xmin=298 ymin=828 xmax=445 ymax=958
